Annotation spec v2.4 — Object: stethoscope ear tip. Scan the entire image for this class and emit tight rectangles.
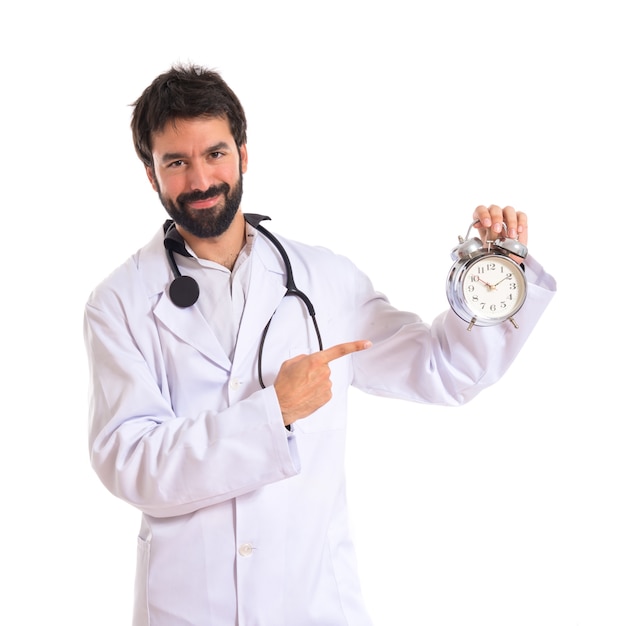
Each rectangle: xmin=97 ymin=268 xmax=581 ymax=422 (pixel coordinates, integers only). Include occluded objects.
xmin=169 ymin=275 xmax=200 ymax=308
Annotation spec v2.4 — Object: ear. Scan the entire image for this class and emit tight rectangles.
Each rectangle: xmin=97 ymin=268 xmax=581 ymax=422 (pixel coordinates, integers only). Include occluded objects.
xmin=239 ymin=144 xmax=248 ymax=174
xmin=145 ymin=165 xmax=159 ymax=192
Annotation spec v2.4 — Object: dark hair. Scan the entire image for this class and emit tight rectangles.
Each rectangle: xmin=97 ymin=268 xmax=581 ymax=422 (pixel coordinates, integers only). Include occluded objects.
xmin=131 ymin=63 xmax=247 ymax=167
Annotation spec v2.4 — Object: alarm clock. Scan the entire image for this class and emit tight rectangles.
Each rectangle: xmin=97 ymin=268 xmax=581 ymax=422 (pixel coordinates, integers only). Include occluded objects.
xmin=446 ymin=219 xmax=528 ymax=330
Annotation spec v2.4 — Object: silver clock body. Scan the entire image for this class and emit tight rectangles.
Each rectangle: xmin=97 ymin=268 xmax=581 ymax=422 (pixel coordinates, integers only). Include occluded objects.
xmin=446 ymin=250 xmax=527 ymax=329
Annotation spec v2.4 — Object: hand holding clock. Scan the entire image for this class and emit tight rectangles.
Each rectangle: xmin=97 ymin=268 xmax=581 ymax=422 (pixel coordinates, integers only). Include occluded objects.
xmin=472 ymin=204 xmax=528 ymax=262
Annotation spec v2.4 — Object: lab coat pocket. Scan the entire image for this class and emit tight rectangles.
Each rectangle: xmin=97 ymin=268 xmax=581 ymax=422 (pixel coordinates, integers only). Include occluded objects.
xmin=133 ymin=536 xmax=151 ymax=626
xmin=296 ymin=404 xmax=343 ymax=433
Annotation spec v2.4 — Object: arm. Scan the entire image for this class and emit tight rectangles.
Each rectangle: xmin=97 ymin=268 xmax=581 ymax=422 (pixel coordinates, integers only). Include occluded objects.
xmin=351 ymin=205 xmax=556 ymax=404
xmin=84 ymin=290 xmax=299 ymax=520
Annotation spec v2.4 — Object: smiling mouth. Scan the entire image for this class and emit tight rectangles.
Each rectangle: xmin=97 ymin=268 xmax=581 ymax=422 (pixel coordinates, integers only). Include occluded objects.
xmin=180 ymin=184 xmax=229 ymax=210
xmin=187 ymin=196 xmax=221 ymax=209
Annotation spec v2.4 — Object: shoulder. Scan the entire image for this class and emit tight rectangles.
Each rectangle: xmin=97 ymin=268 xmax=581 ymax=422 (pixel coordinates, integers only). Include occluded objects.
xmin=273 ymin=232 xmax=359 ymax=276
xmin=86 ymin=227 xmax=168 ymax=311
xmin=263 ymin=232 xmax=374 ymax=306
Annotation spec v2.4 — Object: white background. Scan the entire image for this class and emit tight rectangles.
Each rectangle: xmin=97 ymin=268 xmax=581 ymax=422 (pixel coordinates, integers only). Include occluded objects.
xmin=2 ymin=1 xmax=625 ymax=624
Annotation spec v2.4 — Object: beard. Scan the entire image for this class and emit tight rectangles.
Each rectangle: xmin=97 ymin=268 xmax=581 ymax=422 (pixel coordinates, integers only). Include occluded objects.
xmin=157 ymin=174 xmax=244 ymax=238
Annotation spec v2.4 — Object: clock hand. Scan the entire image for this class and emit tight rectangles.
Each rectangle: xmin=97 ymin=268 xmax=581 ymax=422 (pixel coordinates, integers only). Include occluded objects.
xmin=493 ymin=275 xmax=512 ymax=288
xmin=476 ymin=276 xmax=496 ymax=290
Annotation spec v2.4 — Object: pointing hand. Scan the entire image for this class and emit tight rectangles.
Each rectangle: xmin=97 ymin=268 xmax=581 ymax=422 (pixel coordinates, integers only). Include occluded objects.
xmin=274 ymin=340 xmax=372 ymax=426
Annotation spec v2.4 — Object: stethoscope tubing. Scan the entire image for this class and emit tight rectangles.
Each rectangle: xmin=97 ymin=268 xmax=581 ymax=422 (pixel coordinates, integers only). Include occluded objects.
xmin=163 ymin=214 xmax=323 ymax=388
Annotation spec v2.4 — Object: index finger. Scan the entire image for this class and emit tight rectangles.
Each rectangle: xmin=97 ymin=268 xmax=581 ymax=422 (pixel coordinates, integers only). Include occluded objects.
xmin=316 ymin=340 xmax=372 ymax=364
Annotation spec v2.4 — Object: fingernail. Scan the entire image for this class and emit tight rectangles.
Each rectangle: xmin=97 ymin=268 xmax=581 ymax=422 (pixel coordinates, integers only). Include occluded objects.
xmin=493 ymin=222 xmax=502 ymax=233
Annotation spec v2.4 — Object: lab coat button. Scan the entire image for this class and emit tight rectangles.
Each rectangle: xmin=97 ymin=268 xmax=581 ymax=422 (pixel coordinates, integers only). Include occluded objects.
xmin=229 ymin=378 xmax=241 ymax=390
xmin=238 ymin=543 xmax=254 ymax=557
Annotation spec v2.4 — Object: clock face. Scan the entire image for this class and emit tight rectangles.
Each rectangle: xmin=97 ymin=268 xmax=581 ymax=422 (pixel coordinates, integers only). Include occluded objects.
xmin=461 ymin=255 xmax=526 ymax=321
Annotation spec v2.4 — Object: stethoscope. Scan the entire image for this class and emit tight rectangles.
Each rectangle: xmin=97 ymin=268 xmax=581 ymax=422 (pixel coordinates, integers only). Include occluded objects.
xmin=163 ymin=213 xmax=323 ymax=388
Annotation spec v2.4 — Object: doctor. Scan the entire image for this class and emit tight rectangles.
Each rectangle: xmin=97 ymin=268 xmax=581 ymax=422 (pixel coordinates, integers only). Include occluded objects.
xmin=84 ymin=64 xmax=556 ymax=626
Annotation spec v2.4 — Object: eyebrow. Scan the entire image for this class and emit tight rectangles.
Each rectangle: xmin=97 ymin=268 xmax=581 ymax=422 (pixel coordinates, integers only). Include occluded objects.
xmin=160 ymin=142 xmax=232 ymax=163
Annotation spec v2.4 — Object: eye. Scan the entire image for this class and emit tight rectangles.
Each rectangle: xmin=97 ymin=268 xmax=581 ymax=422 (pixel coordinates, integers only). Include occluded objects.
xmin=209 ymin=151 xmax=225 ymax=160
xmin=167 ymin=160 xmax=185 ymax=168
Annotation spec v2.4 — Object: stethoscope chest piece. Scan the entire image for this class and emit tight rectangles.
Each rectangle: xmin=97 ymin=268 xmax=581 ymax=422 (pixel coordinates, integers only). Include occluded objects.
xmin=169 ymin=275 xmax=200 ymax=308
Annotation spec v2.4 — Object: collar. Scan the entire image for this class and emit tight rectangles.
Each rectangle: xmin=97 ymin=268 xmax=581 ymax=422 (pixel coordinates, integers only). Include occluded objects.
xmin=162 ymin=218 xmax=259 ymax=265
xmin=163 ymin=219 xmax=192 ymax=258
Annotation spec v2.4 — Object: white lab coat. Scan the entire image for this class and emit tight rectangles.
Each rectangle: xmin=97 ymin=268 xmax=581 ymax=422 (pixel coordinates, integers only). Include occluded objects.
xmin=84 ymin=224 xmax=556 ymax=626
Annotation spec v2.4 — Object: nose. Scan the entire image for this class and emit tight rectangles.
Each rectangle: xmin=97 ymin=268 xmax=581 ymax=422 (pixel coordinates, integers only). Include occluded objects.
xmin=186 ymin=162 xmax=214 ymax=192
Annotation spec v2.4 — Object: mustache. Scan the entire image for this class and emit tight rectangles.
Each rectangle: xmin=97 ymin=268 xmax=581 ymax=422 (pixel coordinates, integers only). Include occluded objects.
xmin=178 ymin=183 xmax=230 ymax=205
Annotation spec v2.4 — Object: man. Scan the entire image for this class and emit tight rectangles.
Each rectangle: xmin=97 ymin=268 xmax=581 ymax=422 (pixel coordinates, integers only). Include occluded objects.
xmin=84 ymin=64 xmax=556 ymax=626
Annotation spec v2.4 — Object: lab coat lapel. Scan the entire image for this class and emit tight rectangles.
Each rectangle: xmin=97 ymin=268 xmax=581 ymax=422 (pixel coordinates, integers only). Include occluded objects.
xmin=233 ymin=236 xmax=286 ymax=368
xmin=154 ymin=296 xmax=232 ymax=371
xmin=140 ymin=227 xmax=232 ymax=372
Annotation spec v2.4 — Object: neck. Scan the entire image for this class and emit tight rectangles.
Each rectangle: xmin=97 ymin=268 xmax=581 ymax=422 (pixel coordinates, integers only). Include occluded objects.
xmin=177 ymin=211 xmax=247 ymax=271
